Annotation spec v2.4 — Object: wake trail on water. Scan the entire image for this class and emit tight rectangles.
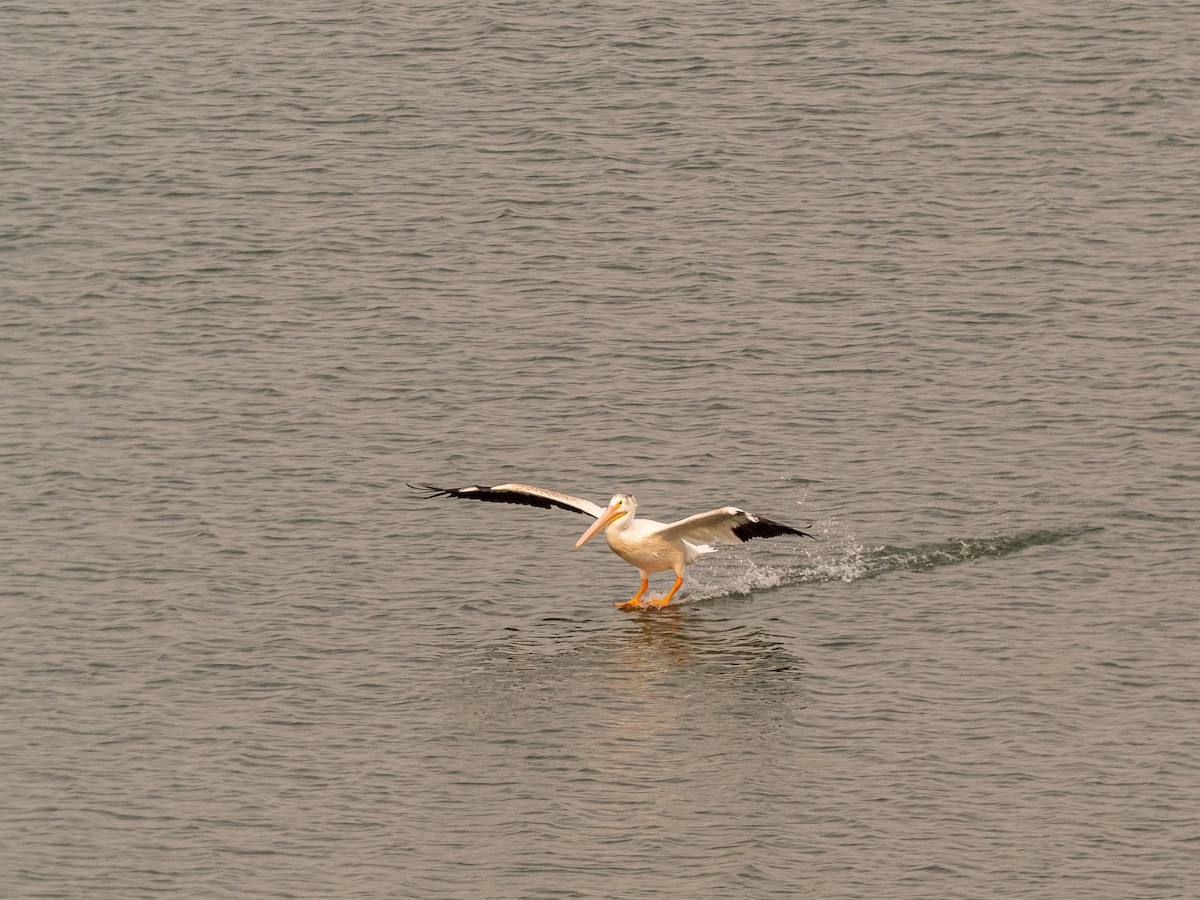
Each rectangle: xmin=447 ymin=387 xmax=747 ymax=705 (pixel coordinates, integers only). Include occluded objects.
xmin=684 ymin=524 xmax=1103 ymax=603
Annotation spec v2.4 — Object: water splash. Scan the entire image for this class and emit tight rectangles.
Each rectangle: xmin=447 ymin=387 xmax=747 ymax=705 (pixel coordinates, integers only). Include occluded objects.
xmin=685 ymin=525 xmax=1102 ymax=602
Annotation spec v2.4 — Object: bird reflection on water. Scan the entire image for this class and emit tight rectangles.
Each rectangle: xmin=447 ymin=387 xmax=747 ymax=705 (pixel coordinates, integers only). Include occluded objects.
xmin=621 ymin=606 xmax=804 ymax=692
xmin=461 ymin=604 xmax=808 ymax=746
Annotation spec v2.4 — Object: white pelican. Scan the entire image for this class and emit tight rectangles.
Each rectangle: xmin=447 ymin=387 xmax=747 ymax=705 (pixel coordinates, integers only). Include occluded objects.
xmin=410 ymin=482 xmax=814 ymax=608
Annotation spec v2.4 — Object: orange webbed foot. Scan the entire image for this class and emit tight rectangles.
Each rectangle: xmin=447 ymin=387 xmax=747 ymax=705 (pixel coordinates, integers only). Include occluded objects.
xmin=644 ymin=576 xmax=685 ymax=608
xmin=615 ymin=577 xmax=650 ymax=609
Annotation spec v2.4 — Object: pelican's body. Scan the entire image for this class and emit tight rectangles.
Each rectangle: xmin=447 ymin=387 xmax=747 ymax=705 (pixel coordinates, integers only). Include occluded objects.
xmin=603 ymin=511 xmax=716 ymax=578
xmin=411 ymin=482 xmax=814 ymax=609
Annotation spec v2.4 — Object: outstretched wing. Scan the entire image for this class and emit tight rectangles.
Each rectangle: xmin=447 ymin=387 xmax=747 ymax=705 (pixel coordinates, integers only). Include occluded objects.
xmin=408 ymin=482 xmax=605 ymax=519
xmin=653 ymin=506 xmax=814 ymax=545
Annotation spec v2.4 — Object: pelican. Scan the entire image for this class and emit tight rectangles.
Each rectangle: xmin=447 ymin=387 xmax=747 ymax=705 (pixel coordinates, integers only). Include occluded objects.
xmin=410 ymin=482 xmax=814 ymax=608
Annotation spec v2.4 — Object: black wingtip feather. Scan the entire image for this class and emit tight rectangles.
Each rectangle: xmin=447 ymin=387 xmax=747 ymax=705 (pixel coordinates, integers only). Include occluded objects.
xmin=407 ymin=482 xmax=462 ymax=499
xmin=409 ymin=483 xmax=592 ymax=516
xmin=408 ymin=482 xmax=491 ymax=499
xmin=732 ymin=516 xmax=816 ymax=543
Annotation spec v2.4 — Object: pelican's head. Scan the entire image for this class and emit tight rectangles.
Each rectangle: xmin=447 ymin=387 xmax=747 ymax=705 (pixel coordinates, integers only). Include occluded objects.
xmin=574 ymin=492 xmax=636 ymax=549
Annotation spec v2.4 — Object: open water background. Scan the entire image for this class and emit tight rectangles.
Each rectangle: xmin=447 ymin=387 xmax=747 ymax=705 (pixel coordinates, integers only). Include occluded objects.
xmin=3 ymin=1 xmax=1198 ymax=897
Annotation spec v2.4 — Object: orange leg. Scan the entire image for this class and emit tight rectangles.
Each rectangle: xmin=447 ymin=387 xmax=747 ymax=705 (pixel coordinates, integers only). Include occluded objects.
xmin=615 ymin=577 xmax=650 ymax=609
xmin=646 ymin=575 xmax=684 ymax=608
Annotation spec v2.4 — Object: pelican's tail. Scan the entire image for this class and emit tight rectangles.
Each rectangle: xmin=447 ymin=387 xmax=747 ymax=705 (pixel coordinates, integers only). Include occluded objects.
xmin=683 ymin=540 xmax=718 ymax=564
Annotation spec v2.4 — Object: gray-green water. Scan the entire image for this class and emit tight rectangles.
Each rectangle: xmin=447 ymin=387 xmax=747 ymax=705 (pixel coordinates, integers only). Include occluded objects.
xmin=3 ymin=2 xmax=1198 ymax=897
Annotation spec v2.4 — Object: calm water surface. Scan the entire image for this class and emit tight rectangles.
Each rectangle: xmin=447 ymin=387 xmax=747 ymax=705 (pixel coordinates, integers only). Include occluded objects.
xmin=3 ymin=1 xmax=1198 ymax=897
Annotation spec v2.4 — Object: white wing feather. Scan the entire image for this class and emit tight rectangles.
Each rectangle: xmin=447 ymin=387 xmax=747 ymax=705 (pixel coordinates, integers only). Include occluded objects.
xmin=654 ymin=507 xmax=813 ymax=544
xmin=653 ymin=507 xmax=752 ymax=544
